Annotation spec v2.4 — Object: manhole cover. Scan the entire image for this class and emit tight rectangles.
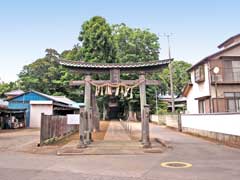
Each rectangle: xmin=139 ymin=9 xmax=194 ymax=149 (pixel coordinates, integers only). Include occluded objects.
xmin=161 ymin=161 xmax=192 ymax=168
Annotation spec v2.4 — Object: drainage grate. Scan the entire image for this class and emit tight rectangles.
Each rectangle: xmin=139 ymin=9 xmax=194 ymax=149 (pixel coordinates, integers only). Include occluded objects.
xmin=161 ymin=161 xmax=192 ymax=168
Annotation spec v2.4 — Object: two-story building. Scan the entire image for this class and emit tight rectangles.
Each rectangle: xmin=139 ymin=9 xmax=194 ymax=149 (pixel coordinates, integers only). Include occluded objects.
xmin=183 ymin=34 xmax=240 ymax=114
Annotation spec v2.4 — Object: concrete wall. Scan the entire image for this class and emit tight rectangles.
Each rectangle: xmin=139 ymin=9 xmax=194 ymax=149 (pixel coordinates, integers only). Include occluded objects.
xmin=181 ymin=113 xmax=240 ymax=146
xmin=151 ymin=114 xmax=179 ymax=129
xmin=30 ymin=101 xmax=53 ymax=128
xmin=151 ymin=115 xmax=165 ymax=125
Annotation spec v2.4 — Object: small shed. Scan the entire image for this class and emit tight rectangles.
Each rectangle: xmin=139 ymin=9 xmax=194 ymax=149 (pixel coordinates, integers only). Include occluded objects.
xmin=0 ymin=107 xmax=26 ymax=129
xmin=7 ymin=90 xmax=79 ymax=128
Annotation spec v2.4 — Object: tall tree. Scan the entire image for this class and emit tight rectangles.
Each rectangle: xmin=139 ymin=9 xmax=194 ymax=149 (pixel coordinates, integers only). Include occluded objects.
xmin=112 ymin=24 xmax=159 ymax=63
xmin=18 ymin=49 xmax=83 ymax=102
xmin=61 ymin=44 xmax=82 ymax=61
xmin=13 ymin=16 xmax=191 ymax=115
xmin=78 ymin=16 xmax=115 ymax=63
xmin=111 ymin=24 xmax=160 ymax=116
xmin=158 ymin=60 xmax=192 ymax=96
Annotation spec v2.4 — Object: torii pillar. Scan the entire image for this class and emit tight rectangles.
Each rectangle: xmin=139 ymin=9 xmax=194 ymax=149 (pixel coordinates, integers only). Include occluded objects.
xmin=84 ymin=74 xmax=91 ymax=110
xmin=85 ymin=74 xmax=100 ymax=132
xmin=84 ymin=74 xmax=92 ymax=142
xmin=139 ymin=72 xmax=146 ymax=141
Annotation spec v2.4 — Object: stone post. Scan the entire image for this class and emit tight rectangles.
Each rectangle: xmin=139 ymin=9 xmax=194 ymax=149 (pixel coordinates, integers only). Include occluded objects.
xmin=91 ymin=90 xmax=100 ymax=132
xmin=84 ymin=74 xmax=92 ymax=111
xmin=142 ymin=104 xmax=151 ymax=148
xmin=139 ymin=73 xmax=146 ymax=141
xmin=84 ymin=74 xmax=92 ymax=143
xmin=85 ymin=107 xmax=93 ymax=144
xmin=78 ymin=105 xmax=87 ymax=148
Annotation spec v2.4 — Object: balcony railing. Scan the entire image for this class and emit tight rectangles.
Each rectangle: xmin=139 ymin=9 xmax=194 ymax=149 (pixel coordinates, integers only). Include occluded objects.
xmin=211 ymin=68 xmax=240 ymax=83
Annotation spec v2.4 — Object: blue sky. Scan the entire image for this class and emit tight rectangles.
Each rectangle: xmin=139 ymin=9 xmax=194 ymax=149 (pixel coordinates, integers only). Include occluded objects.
xmin=0 ymin=0 xmax=240 ymax=82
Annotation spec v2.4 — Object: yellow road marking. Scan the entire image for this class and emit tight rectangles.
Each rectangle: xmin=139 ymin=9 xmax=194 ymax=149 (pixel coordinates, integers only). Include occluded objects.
xmin=161 ymin=161 xmax=192 ymax=168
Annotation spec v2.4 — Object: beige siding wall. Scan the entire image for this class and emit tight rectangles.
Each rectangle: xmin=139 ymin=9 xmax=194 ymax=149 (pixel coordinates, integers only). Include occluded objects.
xmin=221 ymin=37 xmax=240 ymax=49
xmin=30 ymin=104 xmax=53 ymax=128
xmin=186 ymin=63 xmax=210 ymax=114
xmin=211 ymin=84 xmax=240 ymax=98
xmin=215 ymin=45 xmax=240 ymax=58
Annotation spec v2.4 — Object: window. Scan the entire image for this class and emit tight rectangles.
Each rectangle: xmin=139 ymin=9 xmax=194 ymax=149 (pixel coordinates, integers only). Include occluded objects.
xmin=224 ymin=60 xmax=240 ymax=81
xmin=224 ymin=92 xmax=240 ymax=112
xmin=195 ymin=65 xmax=205 ymax=82
xmin=199 ymin=100 xmax=205 ymax=113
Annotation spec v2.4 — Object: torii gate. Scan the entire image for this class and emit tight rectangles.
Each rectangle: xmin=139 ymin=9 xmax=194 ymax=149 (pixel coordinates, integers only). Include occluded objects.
xmin=59 ymin=59 xmax=172 ymax=147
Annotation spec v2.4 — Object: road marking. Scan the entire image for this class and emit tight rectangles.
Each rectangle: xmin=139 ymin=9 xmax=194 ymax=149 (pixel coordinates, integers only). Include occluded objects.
xmin=161 ymin=161 xmax=192 ymax=168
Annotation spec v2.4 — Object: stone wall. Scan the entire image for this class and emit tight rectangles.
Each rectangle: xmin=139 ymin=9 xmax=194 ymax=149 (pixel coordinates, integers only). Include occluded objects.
xmin=183 ymin=127 xmax=240 ymax=147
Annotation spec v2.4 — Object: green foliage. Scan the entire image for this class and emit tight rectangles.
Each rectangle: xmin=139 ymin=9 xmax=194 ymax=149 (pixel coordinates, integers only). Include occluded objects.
xmin=3 ymin=16 xmax=191 ymax=116
xmin=111 ymin=23 xmax=160 ymax=114
xmin=158 ymin=60 xmax=191 ymax=96
xmin=78 ymin=16 xmax=115 ymax=63
xmin=112 ymin=24 xmax=159 ymax=63
xmin=146 ymin=87 xmax=168 ymax=114
xmin=0 ymin=82 xmax=18 ymax=98
xmin=18 ymin=52 xmax=84 ymax=102
xmin=61 ymin=44 xmax=82 ymax=61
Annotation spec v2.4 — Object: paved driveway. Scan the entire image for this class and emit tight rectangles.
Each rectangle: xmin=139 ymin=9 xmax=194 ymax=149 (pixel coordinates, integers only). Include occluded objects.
xmin=0 ymin=123 xmax=240 ymax=180
xmin=0 ymin=128 xmax=40 ymax=152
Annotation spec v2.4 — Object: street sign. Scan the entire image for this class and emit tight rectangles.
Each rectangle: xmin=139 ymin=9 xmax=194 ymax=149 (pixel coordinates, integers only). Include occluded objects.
xmin=67 ymin=114 xmax=80 ymax=125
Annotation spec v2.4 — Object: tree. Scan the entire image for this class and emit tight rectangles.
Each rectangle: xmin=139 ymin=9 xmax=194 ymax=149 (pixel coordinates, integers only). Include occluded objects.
xmin=61 ymin=44 xmax=82 ymax=61
xmin=158 ymin=60 xmax=192 ymax=96
xmin=14 ymin=16 xmax=191 ymax=117
xmin=111 ymin=23 xmax=160 ymax=117
xmin=45 ymin=48 xmax=60 ymax=60
xmin=0 ymin=81 xmax=18 ymax=98
xmin=112 ymin=24 xmax=159 ymax=63
xmin=18 ymin=49 xmax=84 ymax=102
xmin=78 ymin=16 xmax=115 ymax=63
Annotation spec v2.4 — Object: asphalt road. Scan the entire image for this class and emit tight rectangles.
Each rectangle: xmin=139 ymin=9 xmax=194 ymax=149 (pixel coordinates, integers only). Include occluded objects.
xmin=0 ymin=123 xmax=240 ymax=180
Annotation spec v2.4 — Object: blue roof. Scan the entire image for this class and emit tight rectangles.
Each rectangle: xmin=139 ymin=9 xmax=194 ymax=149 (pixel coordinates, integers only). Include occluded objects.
xmin=7 ymin=90 xmax=78 ymax=106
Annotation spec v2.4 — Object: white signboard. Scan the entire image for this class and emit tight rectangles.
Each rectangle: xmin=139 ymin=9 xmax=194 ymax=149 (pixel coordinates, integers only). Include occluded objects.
xmin=67 ymin=114 xmax=80 ymax=125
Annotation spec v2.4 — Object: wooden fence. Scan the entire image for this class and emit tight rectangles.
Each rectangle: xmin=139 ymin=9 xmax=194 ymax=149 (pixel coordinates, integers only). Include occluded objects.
xmin=40 ymin=113 xmax=78 ymax=145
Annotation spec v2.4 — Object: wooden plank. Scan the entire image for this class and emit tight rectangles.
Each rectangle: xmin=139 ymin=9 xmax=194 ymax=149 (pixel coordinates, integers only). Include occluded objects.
xmin=120 ymin=80 xmax=138 ymax=85
xmin=48 ymin=115 xmax=51 ymax=139
xmin=40 ymin=113 xmax=45 ymax=145
xmin=146 ymin=80 xmax=161 ymax=86
xmin=53 ymin=116 xmax=57 ymax=138
xmin=70 ymin=79 xmax=160 ymax=86
xmin=48 ymin=116 xmax=52 ymax=139
xmin=70 ymin=80 xmax=85 ymax=86
xmin=70 ymin=80 xmax=111 ymax=86
xmin=56 ymin=117 xmax=59 ymax=137
xmin=110 ymin=69 xmax=120 ymax=83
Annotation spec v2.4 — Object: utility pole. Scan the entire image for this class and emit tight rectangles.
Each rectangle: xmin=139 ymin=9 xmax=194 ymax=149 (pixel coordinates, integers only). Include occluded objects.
xmin=164 ymin=33 xmax=175 ymax=112
xmin=155 ymin=88 xmax=158 ymax=114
